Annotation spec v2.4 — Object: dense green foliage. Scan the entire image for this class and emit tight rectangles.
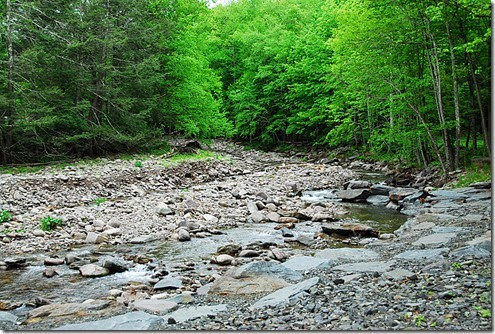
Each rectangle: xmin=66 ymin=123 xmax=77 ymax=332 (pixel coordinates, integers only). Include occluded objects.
xmin=1 ymin=0 xmax=490 ymax=172
xmin=39 ymin=216 xmax=63 ymax=231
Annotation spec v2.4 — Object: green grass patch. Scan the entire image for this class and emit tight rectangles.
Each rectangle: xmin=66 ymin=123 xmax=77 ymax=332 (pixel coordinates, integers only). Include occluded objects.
xmin=92 ymin=197 xmax=107 ymax=206
xmin=452 ymin=163 xmax=491 ymax=188
xmin=40 ymin=216 xmax=63 ymax=232
xmin=0 ymin=165 xmax=44 ymax=174
xmin=0 ymin=210 xmax=12 ymax=224
xmin=162 ymin=150 xmax=223 ymax=167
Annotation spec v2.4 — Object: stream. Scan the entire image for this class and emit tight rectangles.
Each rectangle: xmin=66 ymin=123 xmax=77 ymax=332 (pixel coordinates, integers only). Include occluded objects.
xmin=0 ymin=168 xmax=407 ymax=315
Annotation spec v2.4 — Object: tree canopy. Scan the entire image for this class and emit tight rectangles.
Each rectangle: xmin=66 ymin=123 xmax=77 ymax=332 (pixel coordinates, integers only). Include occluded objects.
xmin=1 ymin=0 xmax=490 ymax=170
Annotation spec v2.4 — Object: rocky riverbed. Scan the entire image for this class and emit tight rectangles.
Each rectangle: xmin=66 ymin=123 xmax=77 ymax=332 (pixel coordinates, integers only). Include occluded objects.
xmin=0 ymin=140 xmax=491 ymax=330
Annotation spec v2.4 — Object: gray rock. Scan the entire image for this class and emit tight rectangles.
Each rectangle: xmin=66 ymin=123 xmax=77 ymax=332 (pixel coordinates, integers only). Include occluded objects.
xmin=85 ymin=232 xmax=107 ymax=244
xmin=102 ymin=257 xmax=129 ymax=273
xmin=412 ymin=233 xmax=456 ymax=246
xmin=132 ymin=299 xmax=178 ymax=315
xmin=383 ymin=268 xmax=416 ymax=280
xmin=336 ymin=189 xmax=371 ymax=202
xmin=209 ymin=274 xmax=289 ymax=295
xmin=44 ymin=257 xmax=64 ymax=266
xmin=79 ymin=264 xmax=110 ymax=277
xmin=370 ymin=184 xmax=394 ymax=196
xmin=266 ymin=212 xmax=280 ymax=222
xmin=154 ymin=277 xmax=183 ymax=290
xmin=251 ymin=277 xmax=319 ymax=309
xmin=239 ymin=250 xmax=260 ymax=258
xmin=339 ymin=273 xmax=362 ymax=283
xmin=156 ymin=203 xmax=174 ymax=216
xmin=248 ymin=212 xmax=264 ymax=223
xmin=346 ymin=180 xmax=371 ymax=189
xmin=130 ymin=235 xmax=157 ymax=244
xmin=177 ymin=229 xmax=191 ymax=242
xmin=431 ymin=226 xmax=469 ymax=233
xmin=366 ymin=195 xmax=389 ymax=206
xmin=216 ymin=254 xmax=234 ymax=265
xmin=55 ymin=311 xmax=162 ymax=330
xmin=394 ymin=248 xmax=449 ymax=260
xmin=233 ymin=261 xmax=302 ymax=282
xmin=282 ymin=256 xmax=334 ymax=272
xmin=217 ymin=244 xmax=241 ymax=256
xmin=322 ymin=222 xmax=378 ymax=238
xmin=165 ymin=304 xmax=228 ymax=323
xmin=332 ymin=261 xmax=395 ymax=273
xmin=271 ymin=248 xmax=288 ymax=261
xmin=44 ymin=267 xmax=58 ymax=277
xmin=427 ymin=190 xmax=468 ymax=202
xmin=315 ymin=248 xmax=379 ymax=262
xmin=450 ymin=245 xmax=491 ymax=259
xmin=0 ymin=311 xmax=17 ymax=323
xmin=389 ymin=188 xmax=416 ymax=202
xmin=246 ymin=201 xmax=259 ymax=214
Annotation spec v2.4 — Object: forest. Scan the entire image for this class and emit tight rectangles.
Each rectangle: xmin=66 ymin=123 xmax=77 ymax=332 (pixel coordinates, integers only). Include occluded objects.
xmin=0 ymin=0 xmax=491 ymax=173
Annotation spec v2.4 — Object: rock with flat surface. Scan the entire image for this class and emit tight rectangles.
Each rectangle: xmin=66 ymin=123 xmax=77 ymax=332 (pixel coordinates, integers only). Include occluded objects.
xmin=246 ymin=201 xmax=259 ymax=214
xmin=44 ymin=257 xmax=64 ymax=266
xmin=248 ymin=212 xmax=264 ymax=223
xmin=366 ymin=195 xmax=389 ymax=206
xmin=282 ymin=256 xmax=334 ymax=272
xmin=412 ymin=233 xmax=456 ymax=246
xmin=450 ymin=245 xmax=491 ymax=259
xmin=79 ymin=264 xmax=110 ymax=277
xmin=0 ymin=311 xmax=17 ymax=323
xmin=130 ymin=235 xmax=156 ymax=244
xmin=322 ymin=223 xmax=378 ymax=238
xmin=208 ymin=275 xmax=289 ymax=295
xmin=469 ymin=181 xmax=491 ymax=189
xmin=156 ymin=203 xmax=174 ymax=216
xmin=389 ymin=188 xmax=417 ymax=202
xmin=336 ymin=189 xmax=371 ymax=202
xmin=266 ymin=212 xmax=280 ymax=222
xmin=85 ymin=232 xmax=107 ymax=244
xmin=239 ymin=250 xmax=259 ymax=258
xmin=370 ymin=184 xmax=394 ymax=196
xmin=426 ymin=190 xmax=468 ymax=202
xmin=232 ymin=261 xmax=302 ymax=282
xmin=383 ymin=268 xmax=416 ymax=280
xmin=332 ymin=261 xmax=394 ymax=273
xmin=102 ymin=257 xmax=129 ymax=273
xmin=315 ymin=248 xmax=379 ymax=262
xmin=394 ymin=248 xmax=449 ymax=260
xmin=55 ymin=311 xmax=162 ymax=330
xmin=132 ymin=299 xmax=178 ymax=315
xmin=165 ymin=304 xmax=227 ymax=323
xmin=345 ymin=180 xmax=371 ymax=189
xmin=216 ymin=254 xmax=234 ymax=265
xmin=251 ymin=277 xmax=319 ymax=309
xmin=217 ymin=244 xmax=241 ymax=256
xmin=154 ymin=277 xmax=183 ymax=290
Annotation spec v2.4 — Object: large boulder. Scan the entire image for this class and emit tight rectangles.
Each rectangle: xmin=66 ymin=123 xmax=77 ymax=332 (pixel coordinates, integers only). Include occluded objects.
xmin=389 ymin=188 xmax=417 ymax=203
xmin=345 ymin=180 xmax=371 ymax=189
xmin=321 ymin=222 xmax=379 ymax=238
xmin=79 ymin=264 xmax=110 ymax=277
xmin=55 ymin=311 xmax=162 ymax=330
xmin=336 ymin=189 xmax=371 ymax=202
xmin=102 ymin=257 xmax=129 ymax=273
xmin=370 ymin=184 xmax=394 ymax=196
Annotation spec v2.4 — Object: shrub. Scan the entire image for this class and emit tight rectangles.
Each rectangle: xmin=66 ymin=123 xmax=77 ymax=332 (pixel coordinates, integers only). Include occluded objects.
xmin=40 ymin=216 xmax=63 ymax=231
xmin=0 ymin=210 xmax=12 ymax=224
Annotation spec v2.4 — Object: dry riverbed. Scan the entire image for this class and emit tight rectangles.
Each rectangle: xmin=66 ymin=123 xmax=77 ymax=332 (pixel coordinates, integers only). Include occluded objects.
xmin=0 ymin=140 xmax=491 ymax=330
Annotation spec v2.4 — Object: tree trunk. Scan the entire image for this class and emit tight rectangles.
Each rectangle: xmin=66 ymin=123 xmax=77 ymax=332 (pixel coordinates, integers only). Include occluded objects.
xmin=4 ymin=0 xmax=14 ymax=164
xmin=445 ymin=19 xmax=461 ymax=169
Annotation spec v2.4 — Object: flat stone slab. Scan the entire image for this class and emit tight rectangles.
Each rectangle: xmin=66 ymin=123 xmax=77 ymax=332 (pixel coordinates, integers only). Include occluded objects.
xmin=336 ymin=189 xmax=371 ymax=202
xmin=251 ymin=277 xmax=319 ymax=309
xmin=412 ymin=233 xmax=456 ymax=246
xmin=322 ymin=223 xmax=378 ymax=238
xmin=154 ymin=277 xmax=183 ymax=290
xmin=394 ymin=248 xmax=449 ymax=260
xmin=412 ymin=222 xmax=436 ymax=230
xmin=208 ymin=275 xmax=289 ymax=295
xmin=315 ymin=248 xmax=379 ymax=262
xmin=232 ymin=261 xmax=302 ymax=282
xmin=383 ymin=268 xmax=415 ymax=280
xmin=427 ymin=190 xmax=468 ymax=201
xmin=0 ymin=311 xmax=17 ymax=323
xmin=332 ymin=261 xmax=394 ymax=273
xmin=282 ymin=256 xmax=334 ymax=272
xmin=450 ymin=245 xmax=491 ymax=259
xmin=165 ymin=304 xmax=228 ymax=323
xmin=132 ymin=299 xmax=178 ymax=315
xmin=366 ymin=195 xmax=389 ymax=206
xmin=431 ymin=226 xmax=469 ymax=234
xmin=130 ymin=235 xmax=157 ymax=244
xmin=340 ymin=273 xmax=362 ymax=283
xmin=55 ymin=311 xmax=162 ymax=330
